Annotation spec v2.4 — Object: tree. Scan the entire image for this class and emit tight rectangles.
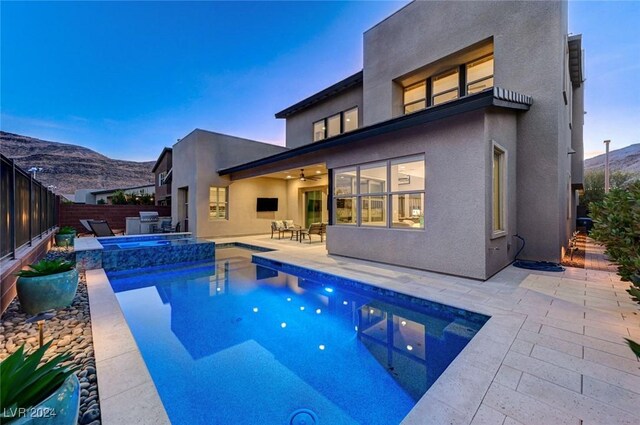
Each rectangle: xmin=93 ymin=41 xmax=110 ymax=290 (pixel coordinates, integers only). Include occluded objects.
xmin=580 ymin=170 xmax=637 ymax=212
xmin=110 ymin=190 xmax=127 ymax=205
xmin=590 ymin=181 xmax=640 ymax=358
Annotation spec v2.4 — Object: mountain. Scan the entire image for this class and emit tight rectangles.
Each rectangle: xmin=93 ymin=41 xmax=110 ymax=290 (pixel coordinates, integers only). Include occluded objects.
xmin=0 ymin=131 xmax=154 ymax=195
xmin=585 ymin=143 xmax=640 ymax=175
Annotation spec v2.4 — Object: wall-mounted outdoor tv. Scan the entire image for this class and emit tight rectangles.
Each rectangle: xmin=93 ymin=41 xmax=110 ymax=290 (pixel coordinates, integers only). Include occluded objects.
xmin=257 ymin=197 xmax=278 ymax=212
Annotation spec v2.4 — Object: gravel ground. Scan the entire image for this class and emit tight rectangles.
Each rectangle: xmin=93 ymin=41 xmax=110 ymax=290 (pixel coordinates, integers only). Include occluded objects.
xmin=0 ymin=247 xmax=101 ymax=425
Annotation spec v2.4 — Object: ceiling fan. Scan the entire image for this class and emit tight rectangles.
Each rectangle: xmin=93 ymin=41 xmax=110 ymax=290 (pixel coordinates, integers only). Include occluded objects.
xmin=299 ymin=168 xmax=321 ymax=181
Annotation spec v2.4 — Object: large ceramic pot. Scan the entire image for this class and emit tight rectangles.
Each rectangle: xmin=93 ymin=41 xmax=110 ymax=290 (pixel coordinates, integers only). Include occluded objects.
xmin=12 ymin=374 xmax=80 ymax=425
xmin=16 ymin=269 xmax=79 ymax=315
xmin=55 ymin=231 xmax=76 ymax=247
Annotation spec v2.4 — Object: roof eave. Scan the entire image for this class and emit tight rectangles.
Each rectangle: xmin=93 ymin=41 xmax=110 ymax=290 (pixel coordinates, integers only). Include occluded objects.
xmin=220 ymin=88 xmax=532 ymax=176
xmin=274 ymin=71 xmax=364 ymax=119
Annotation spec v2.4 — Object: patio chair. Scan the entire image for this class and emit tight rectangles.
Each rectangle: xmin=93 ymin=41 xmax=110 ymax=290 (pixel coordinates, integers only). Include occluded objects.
xmin=87 ymin=220 xmax=123 ymax=237
xmin=271 ymin=220 xmax=288 ymax=239
xmin=79 ymin=219 xmax=94 ymax=236
xmin=300 ymin=223 xmax=326 ymax=243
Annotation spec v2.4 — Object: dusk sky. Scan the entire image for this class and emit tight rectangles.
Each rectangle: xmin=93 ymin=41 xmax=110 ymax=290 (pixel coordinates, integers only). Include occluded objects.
xmin=1 ymin=1 xmax=638 ymax=162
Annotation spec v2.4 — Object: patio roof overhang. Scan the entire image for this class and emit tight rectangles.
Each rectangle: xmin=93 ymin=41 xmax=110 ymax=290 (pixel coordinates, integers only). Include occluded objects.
xmin=219 ymin=87 xmax=532 ymax=177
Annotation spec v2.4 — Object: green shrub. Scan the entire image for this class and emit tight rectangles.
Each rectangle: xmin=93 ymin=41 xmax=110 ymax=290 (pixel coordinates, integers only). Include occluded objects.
xmin=0 ymin=341 xmax=78 ymax=423
xmin=15 ymin=259 xmax=75 ymax=278
xmin=57 ymin=226 xmax=76 ymax=235
xmin=590 ymin=181 xmax=640 ymax=358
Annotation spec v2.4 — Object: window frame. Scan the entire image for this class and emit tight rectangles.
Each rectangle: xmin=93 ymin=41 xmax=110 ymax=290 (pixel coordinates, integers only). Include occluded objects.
xmin=333 ymin=154 xmax=426 ymax=230
xmin=209 ymin=186 xmax=229 ymax=221
xmin=431 ymin=68 xmax=460 ymax=106
xmin=465 ymin=53 xmax=494 ymax=95
xmin=491 ymin=141 xmax=507 ymax=238
xmin=312 ymin=106 xmax=359 ymax=141
xmin=403 ymin=81 xmax=427 ymax=115
xmin=401 ymin=53 xmax=495 ymax=115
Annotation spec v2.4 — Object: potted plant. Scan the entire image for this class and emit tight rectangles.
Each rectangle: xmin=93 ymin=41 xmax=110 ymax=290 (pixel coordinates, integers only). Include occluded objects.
xmin=15 ymin=259 xmax=79 ymax=316
xmin=0 ymin=341 xmax=80 ymax=424
xmin=54 ymin=226 xmax=76 ymax=248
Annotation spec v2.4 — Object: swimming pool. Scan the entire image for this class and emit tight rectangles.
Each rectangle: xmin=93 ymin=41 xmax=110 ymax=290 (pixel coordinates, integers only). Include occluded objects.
xmin=107 ymin=248 xmax=488 ymax=425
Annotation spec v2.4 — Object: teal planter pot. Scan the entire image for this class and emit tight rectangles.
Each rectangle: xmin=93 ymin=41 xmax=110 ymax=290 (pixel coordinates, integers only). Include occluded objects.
xmin=55 ymin=232 xmax=76 ymax=247
xmin=12 ymin=374 xmax=80 ymax=425
xmin=16 ymin=269 xmax=79 ymax=315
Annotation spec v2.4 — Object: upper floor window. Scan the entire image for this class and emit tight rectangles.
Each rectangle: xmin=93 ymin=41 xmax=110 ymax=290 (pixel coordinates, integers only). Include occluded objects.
xmin=466 ymin=54 xmax=494 ymax=95
xmin=402 ymin=53 xmax=494 ymax=114
xmin=431 ymin=68 xmax=459 ymax=106
xmin=313 ymin=107 xmax=359 ymax=142
xmin=158 ymin=171 xmax=167 ymax=186
xmin=313 ymin=121 xmax=326 ymax=142
xmin=403 ymin=82 xmax=426 ymax=114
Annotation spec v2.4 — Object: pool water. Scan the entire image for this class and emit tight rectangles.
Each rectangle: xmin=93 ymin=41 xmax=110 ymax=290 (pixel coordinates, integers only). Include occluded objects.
xmin=108 ymin=248 xmax=488 ymax=425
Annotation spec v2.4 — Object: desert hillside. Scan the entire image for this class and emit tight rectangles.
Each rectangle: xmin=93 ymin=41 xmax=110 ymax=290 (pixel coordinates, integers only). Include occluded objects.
xmin=585 ymin=143 xmax=640 ymax=175
xmin=0 ymin=131 xmax=154 ymax=195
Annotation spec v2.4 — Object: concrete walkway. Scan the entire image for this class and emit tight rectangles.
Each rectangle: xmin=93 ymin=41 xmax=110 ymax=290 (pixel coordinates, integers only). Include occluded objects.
xmin=585 ymin=236 xmax=619 ymax=273
xmin=212 ymin=234 xmax=640 ymax=424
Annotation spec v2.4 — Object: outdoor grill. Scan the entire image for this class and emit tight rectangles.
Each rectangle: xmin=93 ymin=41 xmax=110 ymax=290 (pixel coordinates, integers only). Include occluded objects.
xmin=139 ymin=211 xmax=159 ymax=223
xmin=139 ymin=211 xmax=159 ymax=234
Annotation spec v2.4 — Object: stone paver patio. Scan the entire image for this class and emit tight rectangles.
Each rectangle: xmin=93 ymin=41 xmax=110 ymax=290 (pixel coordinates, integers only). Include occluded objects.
xmin=209 ymin=234 xmax=640 ymax=424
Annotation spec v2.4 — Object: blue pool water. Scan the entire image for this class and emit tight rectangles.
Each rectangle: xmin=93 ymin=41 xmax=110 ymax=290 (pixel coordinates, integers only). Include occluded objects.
xmin=99 ymin=236 xmax=198 ymax=250
xmin=108 ymin=248 xmax=488 ymax=425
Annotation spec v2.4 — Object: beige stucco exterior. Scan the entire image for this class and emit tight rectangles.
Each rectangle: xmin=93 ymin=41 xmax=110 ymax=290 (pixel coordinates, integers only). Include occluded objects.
xmin=171 ymin=1 xmax=584 ymax=280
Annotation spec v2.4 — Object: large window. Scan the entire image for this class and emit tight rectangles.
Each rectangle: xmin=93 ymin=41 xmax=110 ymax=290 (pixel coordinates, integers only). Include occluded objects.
xmin=466 ymin=54 xmax=494 ymax=95
xmin=312 ymin=107 xmax=359 ymax=141
xmin=209 ymin=186 xmax=228 ymax=220
xmin=333 ymin=155 xmax=425 ymax=229
xmin=492 ymin=145 xmax=505 ymax=235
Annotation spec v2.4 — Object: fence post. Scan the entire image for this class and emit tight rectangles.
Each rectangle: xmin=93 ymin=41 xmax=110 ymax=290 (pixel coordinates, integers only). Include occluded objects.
xmin=29 ymin=173 xmax=33 ymax=246
xmin=39 ymin=185 xmax=43 ymax=239
xmin=9 ymin=159 xmax=16 ymax=259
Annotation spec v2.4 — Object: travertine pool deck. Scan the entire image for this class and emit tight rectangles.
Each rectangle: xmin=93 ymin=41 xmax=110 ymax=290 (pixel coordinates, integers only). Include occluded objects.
xmin=88 ymin=233 xmax=640 ymax=424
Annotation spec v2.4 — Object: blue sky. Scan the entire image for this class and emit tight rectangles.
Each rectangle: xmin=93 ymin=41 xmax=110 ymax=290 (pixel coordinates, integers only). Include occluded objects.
xmin=1 ymin=1 xmax=638 ymax=161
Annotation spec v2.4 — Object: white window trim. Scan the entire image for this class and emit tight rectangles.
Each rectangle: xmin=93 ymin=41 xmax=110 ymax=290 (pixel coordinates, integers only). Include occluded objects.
xmin=209 ymin=186 xmax=229 ymax=221
xmin=491 ymin=141 xmax=507 ymax=239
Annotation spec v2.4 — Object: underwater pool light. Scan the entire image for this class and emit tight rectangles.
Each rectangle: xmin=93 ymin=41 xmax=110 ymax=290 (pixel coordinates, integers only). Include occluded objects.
xmin=324 ymin=287 xmax=334 ymax=293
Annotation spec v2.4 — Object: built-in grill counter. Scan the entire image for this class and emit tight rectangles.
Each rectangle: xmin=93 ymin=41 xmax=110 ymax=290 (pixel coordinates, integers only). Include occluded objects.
xmin=125 ymin=211 xmax=172 ymax=235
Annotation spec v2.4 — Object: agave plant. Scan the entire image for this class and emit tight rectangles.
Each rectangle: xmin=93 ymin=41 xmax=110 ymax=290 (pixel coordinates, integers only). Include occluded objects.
xmin=15 ymin=259 xmax=75 ymax=278
xmin=57 ymin=226 xmax=76 ymax=235
xmin=0 ymin=341 xmax=78 ymax=423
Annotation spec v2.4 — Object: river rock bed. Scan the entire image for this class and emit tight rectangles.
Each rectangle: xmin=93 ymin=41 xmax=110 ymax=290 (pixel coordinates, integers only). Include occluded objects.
xmin=0 ymin=247 xmax=101 ymax=425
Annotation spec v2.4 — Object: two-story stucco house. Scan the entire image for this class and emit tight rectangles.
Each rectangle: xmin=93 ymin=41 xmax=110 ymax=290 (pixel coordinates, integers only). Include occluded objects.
xmin=170 ymin=0 xmax=584 ymax=280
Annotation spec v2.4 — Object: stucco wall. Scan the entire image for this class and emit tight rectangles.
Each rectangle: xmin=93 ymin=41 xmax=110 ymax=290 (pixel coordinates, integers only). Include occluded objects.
xmin=285 ymin=85 xmax=363 ymax=149
xmin=484 ymin=109 xmax=518 ymax=277
xmin=363 ymin=0 xmax=571 ymax=262
xmin=326 ymin=110 xmax=490 ymax=279
xmin=172 ymin=129 xmax=288 ymax=237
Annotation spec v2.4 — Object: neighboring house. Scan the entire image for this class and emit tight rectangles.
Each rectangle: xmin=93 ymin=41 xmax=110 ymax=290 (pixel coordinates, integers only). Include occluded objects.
xmin=74 ymin=184 xmax=156 ymax=204
xmin=172 ymin=0 xmax=584 ymax=280
xmin=152 ymin=147 xmax=173 ymax=206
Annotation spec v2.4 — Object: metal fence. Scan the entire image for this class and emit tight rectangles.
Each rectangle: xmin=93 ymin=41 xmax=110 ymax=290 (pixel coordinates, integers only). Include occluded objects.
xmin=1 ymin=154 xmax=59 ymax=260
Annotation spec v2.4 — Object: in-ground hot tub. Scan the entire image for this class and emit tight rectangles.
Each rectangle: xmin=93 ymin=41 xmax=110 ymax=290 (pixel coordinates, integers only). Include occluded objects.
xmin=75 ymin=234 xmax=214 ymax=272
